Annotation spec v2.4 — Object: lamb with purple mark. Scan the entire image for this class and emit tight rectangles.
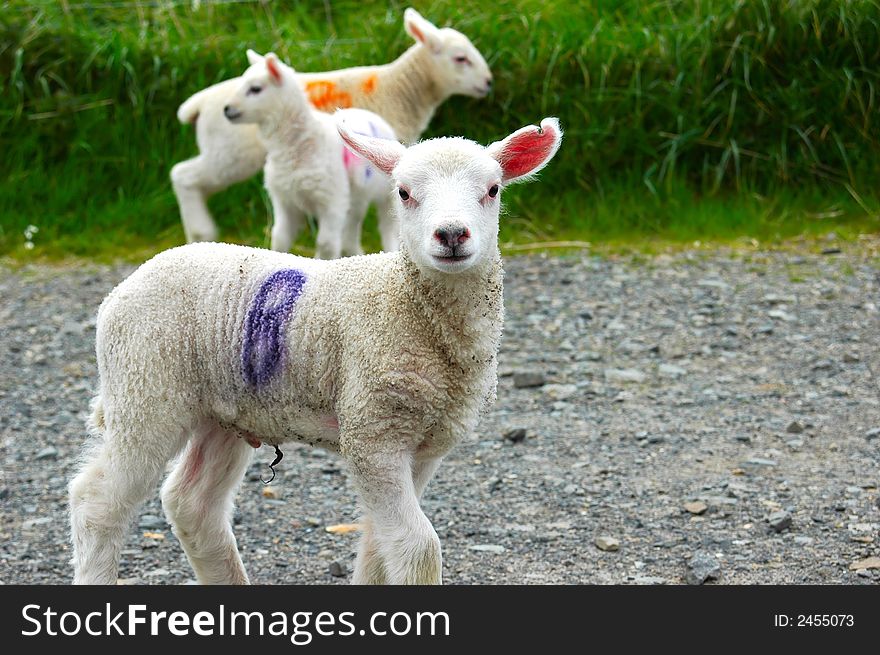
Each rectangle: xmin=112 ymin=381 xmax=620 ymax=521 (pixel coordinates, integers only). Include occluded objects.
xmin=68 ymin=117 xmax=562 ymax=585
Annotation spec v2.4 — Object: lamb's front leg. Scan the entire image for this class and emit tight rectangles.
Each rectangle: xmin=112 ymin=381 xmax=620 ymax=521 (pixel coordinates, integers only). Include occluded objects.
xmin=352 ymin=456 xmax=442 ymax=584
xmin=348 ymin=450 xmax=442 ymax=585
xmin=314 ymin=194 xmax=348 ymax=260
xmin=268 ymin=191 xmax=305 ymax=253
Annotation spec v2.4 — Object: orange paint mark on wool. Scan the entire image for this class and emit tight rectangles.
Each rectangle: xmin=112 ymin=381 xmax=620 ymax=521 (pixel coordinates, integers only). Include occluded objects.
xmin=305 ymin=80 xmax=352 ymax=111
xmin=360 ymin=74 xmax=378 ymax=95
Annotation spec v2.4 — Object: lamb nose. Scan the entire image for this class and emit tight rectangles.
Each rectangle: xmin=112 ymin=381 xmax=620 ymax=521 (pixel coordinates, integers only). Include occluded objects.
xmin=434 ymin=227 xmax=470 ymax=248
xmin=223 ymin=105 xmax=234 ymax=118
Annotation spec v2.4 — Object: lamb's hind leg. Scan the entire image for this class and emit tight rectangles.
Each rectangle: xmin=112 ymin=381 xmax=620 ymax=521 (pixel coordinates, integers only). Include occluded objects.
xmin=161 ymin=423 xmax=253 ymax=585
xmin=171 ymin=156 xmax=221 ymax=243
xmin=340 ymin=194 xmax=369 ymax=257
xmin=69 ymin=419 xmax=187 ymax=584
xmin=314 ymin=195 xmax=349 ymax=260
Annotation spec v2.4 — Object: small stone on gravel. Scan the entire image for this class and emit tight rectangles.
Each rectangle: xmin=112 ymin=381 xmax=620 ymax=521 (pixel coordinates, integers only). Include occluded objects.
xmin=786 ymin=421 xmax=804 ymax=434
xmin=767 ymin=510 xmax=792 ymax=533
xmin=658 ymin=363 xmax=687 ymax=379
xmin=744 ymin=458 xmax=778 ymax=467
xmin=513 ymin=371 xmax=545 ymax=388
xmin=604 ymin=368 xmax=646 ymax=384
xmin=866 ymin=428 xmax=880 ymax=441
xmin=328 ymin=561 xmax=346 ymax=577
xmin=503 ymin=428 xmax=527 ymax=443
xmin=684 ymin=501 xmax=708 ymax=515
xmin=22 ymin=517 xmax=52 ymax=530
xmin=544 ymin=383 xmax=578 ymax=401
xmin=138 ymin=515 xmax=165 ymax=530
xmin=768 ymin=309 xmax=795 ymax=322
xmin=849 ymin=557 xmax=880 ymax=571
xmin=469 ymin=544 xmax=506 ymax=554
xmin=686 ymin=551 xmax=721 ymax=585
xmin=595 ymin=536 xmax=620 ymax=552
xmin=35 ymin=446 xmax=58 ymax=460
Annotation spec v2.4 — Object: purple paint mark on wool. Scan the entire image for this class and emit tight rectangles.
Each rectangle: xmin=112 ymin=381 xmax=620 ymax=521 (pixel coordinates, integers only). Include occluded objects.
xmin=242 ymin=269 xmax=306 ymax=387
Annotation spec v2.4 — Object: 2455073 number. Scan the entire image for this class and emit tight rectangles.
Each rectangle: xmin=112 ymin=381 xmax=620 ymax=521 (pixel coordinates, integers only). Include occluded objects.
xmin=774 ymin=614 xmax=854 ymax=627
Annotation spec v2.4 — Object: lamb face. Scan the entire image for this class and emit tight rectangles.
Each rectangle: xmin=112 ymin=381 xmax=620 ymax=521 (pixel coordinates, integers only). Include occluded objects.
xmin=338 ymin=117 xmax=563 ymax=276
xmin=403 ymin=8 xmax=493 ymax=99
xmin=224 ymin=51 xmax=306 ymax=126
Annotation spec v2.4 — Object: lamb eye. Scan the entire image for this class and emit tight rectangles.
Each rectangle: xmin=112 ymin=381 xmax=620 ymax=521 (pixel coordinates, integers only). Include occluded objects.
xmin=488 ymin=184 xmax=499 ymax=198
xmin=454 ymin=55 xmax=470 ymax=65
xmin=247 ymin=86 xmax=262 ymax=96
xmin=398 ymin=188 xmax=410 ymax=201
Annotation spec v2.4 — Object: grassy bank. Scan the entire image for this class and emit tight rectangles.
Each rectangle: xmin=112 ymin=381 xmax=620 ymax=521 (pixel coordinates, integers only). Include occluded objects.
xmin=2 ymin=0 xmax=879 ymax=259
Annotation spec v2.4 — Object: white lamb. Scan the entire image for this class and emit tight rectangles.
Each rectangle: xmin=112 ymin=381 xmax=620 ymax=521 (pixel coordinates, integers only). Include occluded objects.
xmin=69 ymin=117 xmax=562 ymax=585
xmin=171 ymin=7 xmax=493 ymax=244
xmin=224 ymin=50 xmax=396 ymax=258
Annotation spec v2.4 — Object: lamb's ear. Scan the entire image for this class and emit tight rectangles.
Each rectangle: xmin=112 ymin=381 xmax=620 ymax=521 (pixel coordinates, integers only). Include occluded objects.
xmin=246 ymin=49 xmax=264 ymax=65
xmin=486 ymin=117 xmax=563 ymax=185
xmin=404 ymin=8 xmax=443 ymax=55
xmin=337 ymin=118 xmax=406 ymax=176
xmin=265 ymin=53 xmax=284 ymax=85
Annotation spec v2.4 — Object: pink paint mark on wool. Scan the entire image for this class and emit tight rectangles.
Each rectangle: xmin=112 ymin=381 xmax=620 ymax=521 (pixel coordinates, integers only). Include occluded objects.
xmin=324 ymin=415 xmax=339 ymax=430
xmin=342 ymin=146 xmax=358 ymax=170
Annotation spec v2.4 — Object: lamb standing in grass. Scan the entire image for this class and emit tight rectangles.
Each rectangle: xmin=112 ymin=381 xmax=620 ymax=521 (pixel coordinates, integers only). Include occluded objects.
xmin=171 ymin=7 xmax=493 ymax=244
xmin=69 ymin=117 xmax=562 ymax=585
xmin=224 ymin=51 xmax=397 ymax=257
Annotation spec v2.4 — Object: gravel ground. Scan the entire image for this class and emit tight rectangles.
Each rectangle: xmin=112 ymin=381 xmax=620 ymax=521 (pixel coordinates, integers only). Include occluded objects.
xmin=2 ymin=243 xmax=879 ymax=585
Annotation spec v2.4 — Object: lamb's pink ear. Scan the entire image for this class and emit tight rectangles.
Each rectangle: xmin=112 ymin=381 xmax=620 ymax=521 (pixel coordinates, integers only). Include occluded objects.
xmin=404 ymin=8 xmax=443 ymax=55
xmin=337 ymin=118 xmax=406 ymax=176
xmin=486 ymin=117 xmax=563 ymax=184
xmin=265 ymin=53 xmax=283 ymax=85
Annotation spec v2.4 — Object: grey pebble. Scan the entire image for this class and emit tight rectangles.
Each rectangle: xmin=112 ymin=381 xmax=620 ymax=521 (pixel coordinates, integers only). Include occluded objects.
xmin=22 ymin=517 xmax=52 ymax=530
xmin=595 ymin=536 xmax=620 ymax=552
xmin=138 ymin=515 xmax=166 ymax=530
xmin=768 ymin=511 xmax=792 ymax=533
xmin=35 ymin=446 xmax=58 ymax=461
xmin=744 ymin=458 xmax=778 ymax=467
xmin=513 ymin=371 xmax=546 ymax=388
xmin=604 ymin=368 xmax=646 ymax=384
xmin=686 ymin=551 xmax=721 ymax=585
xmin=328 ymin=561 xmax=346 ymax=577
xmin=658 ymin=363 xmax=687 ymax=379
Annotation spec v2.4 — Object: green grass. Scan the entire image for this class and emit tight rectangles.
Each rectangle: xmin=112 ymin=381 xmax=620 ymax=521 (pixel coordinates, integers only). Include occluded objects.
xmin=2 ymin=0 xmax=880 ymax=260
